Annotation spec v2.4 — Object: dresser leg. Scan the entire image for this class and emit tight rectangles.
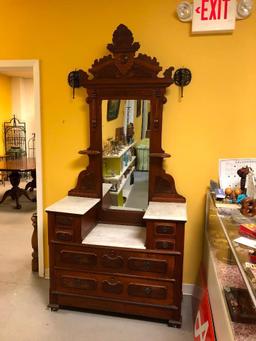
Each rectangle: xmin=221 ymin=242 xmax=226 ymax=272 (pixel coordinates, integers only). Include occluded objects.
xmin=168 ymin=318 xmax=182 ymax=328
xmin=48 ymin=303 xmax=60 ymax=312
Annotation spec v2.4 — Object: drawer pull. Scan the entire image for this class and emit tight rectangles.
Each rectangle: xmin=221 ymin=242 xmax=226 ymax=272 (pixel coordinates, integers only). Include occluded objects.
xmin=144 ymin=287 xmax=152 ymax=295
xmin=101 ymin=254 xmax=124 ymax=269
xmin=102 ymin=279 xmax=123 ymax=294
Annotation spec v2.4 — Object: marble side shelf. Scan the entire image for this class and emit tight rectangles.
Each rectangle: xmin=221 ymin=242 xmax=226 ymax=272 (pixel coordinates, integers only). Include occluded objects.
xmin=143 ymin=201 xmax=187 ymax=221
xmin=45 ymin=196 xmax=100 ymax=215
xmin=83 ymin=223 xmax=146 ymax=249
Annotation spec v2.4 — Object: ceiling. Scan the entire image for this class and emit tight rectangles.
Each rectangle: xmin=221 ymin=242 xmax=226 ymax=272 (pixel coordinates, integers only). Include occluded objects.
xmin=0 ymin=67 xmax=33 ymax=79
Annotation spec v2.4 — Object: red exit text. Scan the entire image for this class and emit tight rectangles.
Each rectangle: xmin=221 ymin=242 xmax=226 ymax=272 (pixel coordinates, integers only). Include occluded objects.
xmin=195 ymin=0 xmax=231 ymax=21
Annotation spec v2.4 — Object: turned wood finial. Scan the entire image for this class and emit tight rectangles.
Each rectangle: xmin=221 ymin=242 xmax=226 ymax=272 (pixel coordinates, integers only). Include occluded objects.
xmin=107 ymin=24 xmax=140 ymax=54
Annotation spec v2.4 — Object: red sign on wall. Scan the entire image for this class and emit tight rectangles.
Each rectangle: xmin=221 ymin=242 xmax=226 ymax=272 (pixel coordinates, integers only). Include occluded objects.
xmin=192 ymin=0 xmax=236 ymax=34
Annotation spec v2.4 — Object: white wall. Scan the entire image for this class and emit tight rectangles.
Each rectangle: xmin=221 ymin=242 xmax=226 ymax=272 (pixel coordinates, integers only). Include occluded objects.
xmin=11 ymin=77 xmax=35 ymax=155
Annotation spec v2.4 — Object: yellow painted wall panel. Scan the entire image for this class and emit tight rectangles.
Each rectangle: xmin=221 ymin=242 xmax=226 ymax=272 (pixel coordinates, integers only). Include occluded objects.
xmin=0 ymin=74 xmax=11 ymax=155
xmin=0 ymin=1 xmax=255 ymax=283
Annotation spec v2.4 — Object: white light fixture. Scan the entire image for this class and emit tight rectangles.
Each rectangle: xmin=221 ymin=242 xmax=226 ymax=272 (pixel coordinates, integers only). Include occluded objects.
xmin=176 ymin=1 xmax=193 ymax=22
xmin=236 ymin=0 xmax=253 ymax=19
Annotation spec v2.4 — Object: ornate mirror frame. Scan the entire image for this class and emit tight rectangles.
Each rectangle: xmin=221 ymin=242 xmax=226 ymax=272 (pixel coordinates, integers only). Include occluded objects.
xmin=68 ymin=24 xmax=185 ymax=208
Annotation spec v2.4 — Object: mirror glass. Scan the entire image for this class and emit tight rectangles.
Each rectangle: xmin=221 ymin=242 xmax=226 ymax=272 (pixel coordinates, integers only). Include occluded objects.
xmin=102 ymin=99 xmax=150 ymax=211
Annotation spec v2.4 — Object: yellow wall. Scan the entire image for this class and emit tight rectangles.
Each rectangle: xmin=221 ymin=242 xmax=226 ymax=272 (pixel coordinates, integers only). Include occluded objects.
xmin=0 ymin=74 xmax=11 ymax=155
xmin=1 ymin=1 xmax=256 ymax=283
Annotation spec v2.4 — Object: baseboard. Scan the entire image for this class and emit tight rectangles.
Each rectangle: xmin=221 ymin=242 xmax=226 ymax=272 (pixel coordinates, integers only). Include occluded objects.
xmin=44 ymin=267 xmax=50 ymax=279
xmin=183 ymin=283 xmax=195 ymax=296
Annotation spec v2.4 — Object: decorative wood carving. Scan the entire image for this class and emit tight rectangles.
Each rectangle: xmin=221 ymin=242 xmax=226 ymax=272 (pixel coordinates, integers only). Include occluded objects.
xmin=68 ymin=23 xmax=185 ymax=204
xmin=127 ymin=258 xmax=167 ymax=274
xmin=102 ymin=279 xmax=123 ymax=294
xmin=127 ymin=283 xmax=167 ymax=299
xmin=31 ymin=212 xmax=38 ymax=272
xmin=60 ymin=250 xmax=97 ymax=266
xmin=101 ymin=254 xmax=124 ymax=269
xmin=61 ymin=276 xmax=97 ymax=291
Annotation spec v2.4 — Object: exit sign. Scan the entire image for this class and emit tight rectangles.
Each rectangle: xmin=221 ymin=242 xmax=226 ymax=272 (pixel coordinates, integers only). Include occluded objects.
xmin=192 ymin=0 xmax=237 ymax=34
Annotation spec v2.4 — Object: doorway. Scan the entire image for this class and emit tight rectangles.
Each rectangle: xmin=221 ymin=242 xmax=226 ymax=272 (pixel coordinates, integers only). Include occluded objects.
xmin=0 ymin=60 xmax=44 ymax=277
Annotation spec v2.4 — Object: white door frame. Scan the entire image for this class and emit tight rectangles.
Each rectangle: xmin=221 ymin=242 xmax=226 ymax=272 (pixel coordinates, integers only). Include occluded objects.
xmin=0 ymin=60 xmax=44 ymax=277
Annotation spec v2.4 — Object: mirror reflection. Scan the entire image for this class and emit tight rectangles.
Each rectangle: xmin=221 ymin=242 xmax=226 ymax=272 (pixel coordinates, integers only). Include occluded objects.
xmin=102 ymin=99 xmax=150 ymax=210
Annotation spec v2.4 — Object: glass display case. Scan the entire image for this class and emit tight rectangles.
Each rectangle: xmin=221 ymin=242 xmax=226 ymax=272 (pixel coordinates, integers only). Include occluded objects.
xmin=204 ymin=192 xmax=256 ymax=340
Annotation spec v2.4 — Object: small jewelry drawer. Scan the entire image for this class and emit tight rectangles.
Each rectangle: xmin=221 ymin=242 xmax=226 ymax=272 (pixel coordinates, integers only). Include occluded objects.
xmin=154 ymin=223 xmax=176 ymax=236
xmin=155 ymin=240 xmax=175 ymax=250
xmin=55 ymin=214 xmax=75 ymax=228
xmin=55 ymin=229 xmax=74 ymax=242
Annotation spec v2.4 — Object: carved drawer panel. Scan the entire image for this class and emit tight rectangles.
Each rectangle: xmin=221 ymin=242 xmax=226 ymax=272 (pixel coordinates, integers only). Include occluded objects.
xmin=55 ymin=270 xmax=174 ymax=305
xmin=102 ymin=279 xmax=123 ymax=294
xmin=128 ymin=283 xmax=167 ymax=300
xmin=55 ymin=214 xmax=75 ymax=228
xmin=155 ymin=240 xmax=176 ymax=251
xmin=57 ymin=249 xmax=97 ymax=268
xmin=61 ymin=275 xmax=97 ymax=291
xmin=154 ymin=223 xmax=176 ymax=236
xmin=54 ymin=244 xmax=176 ymax=279
xmin=127 ymin=258 xmax=167 ymax=274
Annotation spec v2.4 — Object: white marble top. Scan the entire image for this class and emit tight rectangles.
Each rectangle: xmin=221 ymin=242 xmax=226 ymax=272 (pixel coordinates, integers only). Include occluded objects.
xmin=45 ymin=196 xmax=100 ymax=215
xmin=82 ymin=223 xmax=146 ymax=249
xmin=143 ymin=201 xmax=187 ymax=221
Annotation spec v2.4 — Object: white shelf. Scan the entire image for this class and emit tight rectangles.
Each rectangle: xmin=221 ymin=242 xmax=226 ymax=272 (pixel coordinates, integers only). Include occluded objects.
xmin=109 ymin=166 xmax=135 ymax=195
xmin=103 ymin=156 xmax=136 ymax=182
xmin=103 ymin=142 xmax=136 ymax=159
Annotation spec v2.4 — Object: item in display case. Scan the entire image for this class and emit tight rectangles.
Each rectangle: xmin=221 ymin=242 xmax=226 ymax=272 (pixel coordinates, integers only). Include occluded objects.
xmin=237 ymin=166 xmax=251 ymax=193
xmin=248 ymin=251 xmax=256 ymax=264
xmin=224 ymin=287 xmax=256 ymax=324
xmin=240 ymin=197 xmax=256 ymax=217
xmin=239 ymin=223 xmax=256 ymax=239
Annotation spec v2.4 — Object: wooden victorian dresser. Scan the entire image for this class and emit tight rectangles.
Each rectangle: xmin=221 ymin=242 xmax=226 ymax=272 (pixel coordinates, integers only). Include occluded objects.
xmin=46 ymin=24 xmax=187 ymax=327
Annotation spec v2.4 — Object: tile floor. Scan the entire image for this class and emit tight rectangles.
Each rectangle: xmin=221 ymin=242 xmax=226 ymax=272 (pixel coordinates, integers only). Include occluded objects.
xmin=0 ymin=181 xmax=193 ymax=341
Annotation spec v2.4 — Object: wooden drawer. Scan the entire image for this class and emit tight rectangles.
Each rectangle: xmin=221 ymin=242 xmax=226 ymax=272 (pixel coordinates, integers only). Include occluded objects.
xmin=55 ymin=214 xmax=75 ymax=228
xmin=155 ymin=239 xmax=176 ymax=250
xmin=54 ymin=229 xmax=74 ymax=242
xmin=48 ymin=209 xmax=97 ymax=243
xmin=145 ymin=220 xmax=185 ymax=251
xmin=54 ymin=244 xmax=176 ymax=279
xmin=154 ymin=222 xmax=176 ymax=236
xmin=54 ymin=269 xmax=175 ymax=306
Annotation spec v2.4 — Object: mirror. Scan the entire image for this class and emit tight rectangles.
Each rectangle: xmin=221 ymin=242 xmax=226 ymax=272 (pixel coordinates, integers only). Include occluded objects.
xmin=102 ymin=99 xmax=150 ymax=211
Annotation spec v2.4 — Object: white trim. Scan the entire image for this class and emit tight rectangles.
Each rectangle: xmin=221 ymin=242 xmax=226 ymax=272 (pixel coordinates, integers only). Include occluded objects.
xmin=0 ymin=60 xmax=44 ymax=277
xmin=44 ymin=267 xmax=50 ymax=279
xmin=182 ymin=283 xmax=196 ymax=296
